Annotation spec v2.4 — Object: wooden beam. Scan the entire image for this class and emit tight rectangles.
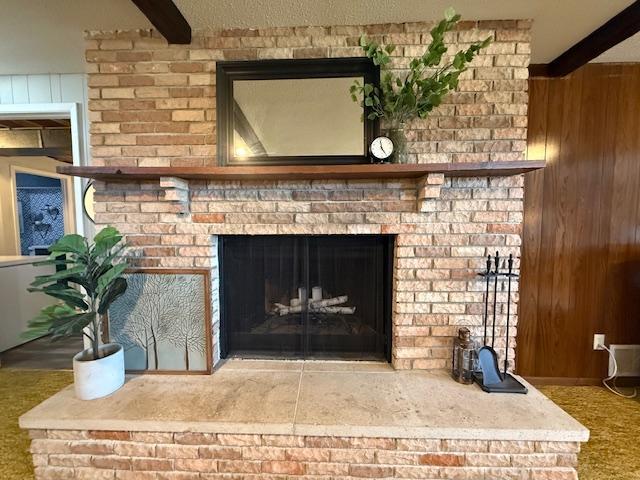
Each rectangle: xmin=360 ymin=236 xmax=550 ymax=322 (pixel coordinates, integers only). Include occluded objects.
xmin=534 ymin=1 xmax=640 ymax=77
xmin=233 ymin=101 xmax=267 ymax=156
xmin=130 ymin=0 xmax=191 ymax=44
xmin=0 ymin=147 xmax=73 ymax=163
xmin=528 ymin=64 xmax=550 ymax=78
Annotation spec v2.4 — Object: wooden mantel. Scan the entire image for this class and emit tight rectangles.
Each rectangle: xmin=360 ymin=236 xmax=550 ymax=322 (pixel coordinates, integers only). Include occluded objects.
xmin=57 ymin=161 xmax=544 ymax=182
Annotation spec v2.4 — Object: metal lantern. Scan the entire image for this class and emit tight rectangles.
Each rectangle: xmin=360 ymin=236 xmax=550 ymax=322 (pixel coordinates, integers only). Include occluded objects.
xmin=452 ymin=327 xmax=476 ymax=384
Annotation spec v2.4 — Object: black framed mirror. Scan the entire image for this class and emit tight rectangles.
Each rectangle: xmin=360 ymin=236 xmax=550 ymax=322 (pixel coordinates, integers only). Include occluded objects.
xmin=216 ymin=58 xmax=379 ymax=166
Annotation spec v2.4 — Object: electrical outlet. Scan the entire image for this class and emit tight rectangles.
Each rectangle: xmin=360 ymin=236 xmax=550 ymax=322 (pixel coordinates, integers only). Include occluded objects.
xmin=593 ymin=334 xmax=606 ymax=350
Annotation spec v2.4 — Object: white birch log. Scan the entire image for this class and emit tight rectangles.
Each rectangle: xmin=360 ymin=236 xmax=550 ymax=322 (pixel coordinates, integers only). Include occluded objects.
xmin=273 ymin=294 xmax=353 ymax=316
xmin=309 ymin=295 xmax=348 ymax=308
xmin=313 ymin=306 xmax=356 ymax=314
xmin=276 ymin=305 xmax=303 ymax=315
xmin=311 ymin=286 xmax=322 ymax=301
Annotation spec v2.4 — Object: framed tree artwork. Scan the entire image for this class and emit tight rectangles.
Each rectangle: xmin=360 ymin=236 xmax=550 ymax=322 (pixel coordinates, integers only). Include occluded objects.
xmin=106 ymin=268 xmax=212 ymax=374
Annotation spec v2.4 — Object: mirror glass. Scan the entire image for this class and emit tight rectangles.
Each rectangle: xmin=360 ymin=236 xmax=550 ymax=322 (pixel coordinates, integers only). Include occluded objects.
xmin=232 ymin=77 xmax=364 ymax=158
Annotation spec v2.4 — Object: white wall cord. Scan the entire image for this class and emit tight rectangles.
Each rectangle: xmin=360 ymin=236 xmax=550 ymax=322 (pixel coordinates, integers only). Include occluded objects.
xmin=600 ymin=344 xmax=638 ymax=399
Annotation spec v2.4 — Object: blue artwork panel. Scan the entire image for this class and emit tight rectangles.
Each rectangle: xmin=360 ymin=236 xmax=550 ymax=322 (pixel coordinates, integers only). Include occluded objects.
xmin=15 ymin=173 xmax=64 ymax=255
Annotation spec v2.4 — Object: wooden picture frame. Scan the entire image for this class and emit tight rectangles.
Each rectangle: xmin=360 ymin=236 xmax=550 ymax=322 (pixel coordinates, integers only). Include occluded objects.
xmin=105 ymin=268 xmax=213 ymax=374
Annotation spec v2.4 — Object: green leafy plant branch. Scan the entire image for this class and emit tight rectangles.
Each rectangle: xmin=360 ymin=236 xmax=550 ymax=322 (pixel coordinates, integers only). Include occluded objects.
xmin=25 ymin=227 xmax=128 ymax=360
xmin=350 ymin=7 xmax=492 ymax=125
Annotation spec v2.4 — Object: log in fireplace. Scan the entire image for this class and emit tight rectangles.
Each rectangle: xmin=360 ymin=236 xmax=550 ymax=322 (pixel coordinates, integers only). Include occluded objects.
xmin=219 ymin=235 xmax=393 ymax=361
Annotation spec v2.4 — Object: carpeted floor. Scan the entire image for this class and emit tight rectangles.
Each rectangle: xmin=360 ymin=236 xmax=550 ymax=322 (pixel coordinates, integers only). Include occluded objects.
xmin=0 ymin=369 xmax=73 ymax=480
xmin=538 ymin=385 xmax=640 ymax=480
xmin=1 ymin=369 xmax=638 ymax=479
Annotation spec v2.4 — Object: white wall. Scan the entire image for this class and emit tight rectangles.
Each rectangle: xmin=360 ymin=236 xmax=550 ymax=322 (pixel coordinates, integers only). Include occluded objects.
xmin=0 ymin=74 xmax=86 ymax=105
xmin=0 ymin=259 xmax=57 ymax=351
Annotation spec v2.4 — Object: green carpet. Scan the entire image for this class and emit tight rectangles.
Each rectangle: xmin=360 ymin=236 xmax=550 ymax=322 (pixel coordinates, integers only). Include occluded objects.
xmin=0 ymin=369 xmax=73 ymax=480
xmin=1 ymin=370 xmax=639 ymax=479
xmin=539 ymin=385 xmax=640 ymax=480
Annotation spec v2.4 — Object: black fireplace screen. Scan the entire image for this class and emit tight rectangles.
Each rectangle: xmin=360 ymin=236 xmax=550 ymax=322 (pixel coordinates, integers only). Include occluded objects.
xmin=220 ymin=235 xmax=393 ymax=360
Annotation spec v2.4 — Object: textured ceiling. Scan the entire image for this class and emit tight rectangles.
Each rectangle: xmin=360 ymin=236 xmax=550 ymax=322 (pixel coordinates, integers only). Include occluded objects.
xmin=0 ymin=0 xmax=636 ymax=75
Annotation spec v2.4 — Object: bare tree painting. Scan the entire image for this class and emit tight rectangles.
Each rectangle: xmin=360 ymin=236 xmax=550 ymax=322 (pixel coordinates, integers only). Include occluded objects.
xmin=165 ymin=276 xmax=206 ymax=370
xmin=108 ymin=271 xmax=209 ymax=372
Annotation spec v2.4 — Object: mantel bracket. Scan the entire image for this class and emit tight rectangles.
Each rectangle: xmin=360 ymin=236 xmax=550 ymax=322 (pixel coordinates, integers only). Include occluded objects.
xmin=159 ymin=176 xmax=190 ymax=216
xmin=416 ymin=173 xmax=445 ymax=212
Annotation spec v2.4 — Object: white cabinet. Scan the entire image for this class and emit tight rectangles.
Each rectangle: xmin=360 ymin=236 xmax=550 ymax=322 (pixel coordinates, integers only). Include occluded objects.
xmin=0 ymin=257 xmax=55 ymax=351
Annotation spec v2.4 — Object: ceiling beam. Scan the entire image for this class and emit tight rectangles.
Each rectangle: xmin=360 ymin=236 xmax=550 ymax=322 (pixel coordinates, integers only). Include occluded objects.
xmin=0 ymin=147 xmax=73 ymax=163
xmin=233 ymin=101 xmax=267 ymax=156
xmin=531 ymin=1 xmax=640 ymax=77
xmin=130 ymin=0 xmax=191 ymax=44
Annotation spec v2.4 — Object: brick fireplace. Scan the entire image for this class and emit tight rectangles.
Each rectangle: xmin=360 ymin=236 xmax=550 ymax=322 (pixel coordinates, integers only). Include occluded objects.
xmin=87 ymin=19 xmax=530 ymax=371
xmin=94 ymin=172 xmax=524 ymax=370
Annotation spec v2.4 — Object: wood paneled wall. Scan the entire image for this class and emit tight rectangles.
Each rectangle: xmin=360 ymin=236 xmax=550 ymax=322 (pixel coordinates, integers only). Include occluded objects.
xmin=518 ymin=64 xmax=640 ymax=381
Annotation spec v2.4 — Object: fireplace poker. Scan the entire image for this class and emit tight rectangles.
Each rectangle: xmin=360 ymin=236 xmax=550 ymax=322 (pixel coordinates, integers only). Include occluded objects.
xmin=491 ymin=251 xmax=500 ymax=349
xmin=504 ymin=254 xmax=514 ymax=375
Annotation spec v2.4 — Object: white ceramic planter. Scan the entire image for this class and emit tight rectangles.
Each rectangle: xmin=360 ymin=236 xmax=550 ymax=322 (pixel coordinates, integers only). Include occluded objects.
xmin=72 ymin=343 xmax=125 ymax=400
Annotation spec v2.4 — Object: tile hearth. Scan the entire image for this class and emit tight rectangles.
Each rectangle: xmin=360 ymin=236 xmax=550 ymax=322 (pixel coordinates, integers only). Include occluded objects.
xmin=20 ymin=361 xmax=588 ymax=479
xmin=20 ymin=360 xmax=588 ymax=440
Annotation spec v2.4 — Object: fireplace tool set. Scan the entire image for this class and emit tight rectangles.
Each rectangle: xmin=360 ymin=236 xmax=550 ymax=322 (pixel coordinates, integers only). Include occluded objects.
xmin=472 ymin=251 xmax=528 ymax=394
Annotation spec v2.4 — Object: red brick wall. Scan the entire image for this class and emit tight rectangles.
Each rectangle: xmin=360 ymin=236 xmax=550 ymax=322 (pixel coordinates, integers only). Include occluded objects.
xmin=29 ymin=429 xmax=579 ymax=480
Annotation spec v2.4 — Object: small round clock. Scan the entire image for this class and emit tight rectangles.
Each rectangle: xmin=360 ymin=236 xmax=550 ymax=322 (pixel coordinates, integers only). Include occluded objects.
xmin=370 ymin=136 xmax=394 ymax=162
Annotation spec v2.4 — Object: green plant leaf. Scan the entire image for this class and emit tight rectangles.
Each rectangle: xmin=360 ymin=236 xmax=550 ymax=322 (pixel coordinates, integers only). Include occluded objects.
xmin=30 ymin=265 xmax=86 ymax=287
xmin=93 ymin=226 xmax=119 ymax=245
xmin=97 ymin=277 xmax=127 ymax=314
xmin=348 ymin=7 xmax=490 ymax=127
xmin=444 ymin=6 xmax=456 ymax=21
xmin=49 ymin=312 xmax=96 ymax=339
xmin=23 ymin=304 xmax=76 ymax=339
xmin=29 ymin=284 xmax=89 ymax=310
xmin=48 ymin=234 xmax=88 ymax=255
xmin=31 ymin=258 xmax=77 ymax=267
xmin=92 ymin=226 xmax=123 ymax=257
xmin=96 ymin=263 xmax=127 ymax=296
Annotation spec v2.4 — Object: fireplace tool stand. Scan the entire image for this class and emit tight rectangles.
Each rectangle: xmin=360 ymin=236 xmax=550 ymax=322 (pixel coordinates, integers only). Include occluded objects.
xmin=473 ymin=251 xmax=528 ymax=394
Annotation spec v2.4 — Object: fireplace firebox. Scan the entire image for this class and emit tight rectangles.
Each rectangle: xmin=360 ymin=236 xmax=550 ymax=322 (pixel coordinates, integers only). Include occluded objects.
xmin=219 ymin=235 xmax=393 ymax=361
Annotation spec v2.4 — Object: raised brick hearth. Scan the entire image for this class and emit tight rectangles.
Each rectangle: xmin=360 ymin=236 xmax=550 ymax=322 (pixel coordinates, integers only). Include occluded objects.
xmin=21 ymin=364 xmax=588 ymax=480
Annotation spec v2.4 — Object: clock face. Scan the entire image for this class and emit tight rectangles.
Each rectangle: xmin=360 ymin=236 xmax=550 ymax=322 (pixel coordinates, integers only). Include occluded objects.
xmin=370 ymin=136 xmax=394 ymax=160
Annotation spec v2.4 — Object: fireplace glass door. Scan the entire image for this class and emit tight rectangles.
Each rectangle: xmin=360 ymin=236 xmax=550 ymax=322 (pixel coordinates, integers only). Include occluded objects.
xmin=220 ymin=235 xmax=392 ymax=360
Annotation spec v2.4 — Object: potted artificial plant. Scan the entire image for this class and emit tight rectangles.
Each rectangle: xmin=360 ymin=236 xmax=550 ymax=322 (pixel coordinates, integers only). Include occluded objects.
xmin=26 ymin=226 xmax=128 ymax=400
xmin=350 ymin=7 xmax=492 ymax=163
